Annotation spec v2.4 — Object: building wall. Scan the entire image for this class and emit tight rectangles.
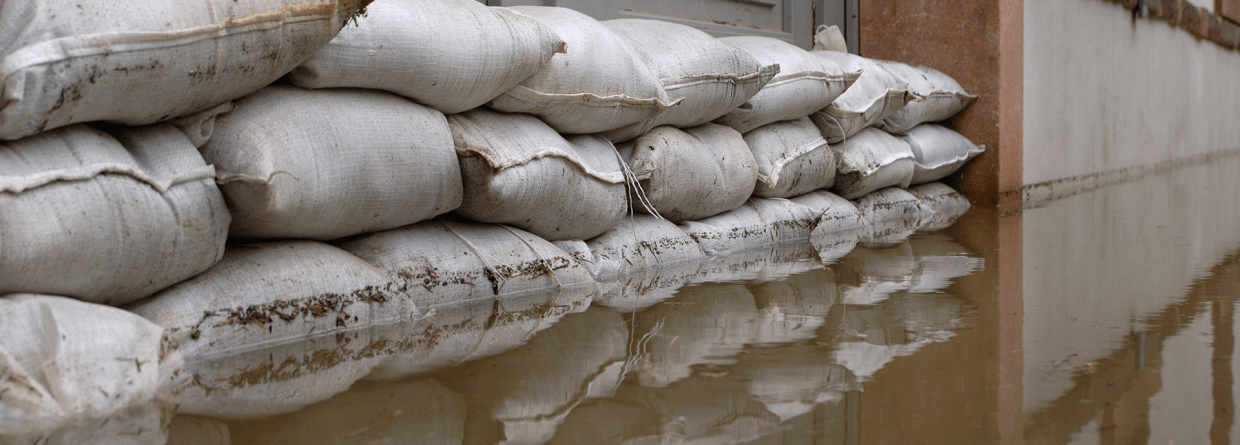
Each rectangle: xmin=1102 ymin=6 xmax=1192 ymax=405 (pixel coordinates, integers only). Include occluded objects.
xmin=1023 ymin=0 xmax=1240 ymax=190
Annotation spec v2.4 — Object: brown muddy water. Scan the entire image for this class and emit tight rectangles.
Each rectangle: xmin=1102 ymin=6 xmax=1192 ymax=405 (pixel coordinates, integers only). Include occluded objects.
xmin=140 ymin=156 xmax=1240 ymax=444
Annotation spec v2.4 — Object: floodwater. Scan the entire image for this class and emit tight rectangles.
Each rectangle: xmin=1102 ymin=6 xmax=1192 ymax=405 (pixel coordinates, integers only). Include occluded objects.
xmin=43 ymin=155 xmax=1240 ymax=444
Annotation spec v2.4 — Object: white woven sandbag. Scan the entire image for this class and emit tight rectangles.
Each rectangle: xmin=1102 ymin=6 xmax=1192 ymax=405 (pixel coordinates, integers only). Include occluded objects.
xmin=202 ymin=85 xmax=461 ymax=240
xmin=603 ymin=19 xmax=778 ymax=134
xmin=0 ymin=0 xmax=366 ymax=141
xmin=744 ymin=117 xmax=838 ymax=198
xmin=690 ymin=241 xmax=821 ymax=285
xmin=126 ymin=241 xmax=416 ymax=359
xmin=0 ymin=124 xmax=229 ymax=306
xmin=715 ymin=37 xmax=859 ymax=134
xmin=290 ymin=0 xmax=564 ymax=114
xmin=0 ymin=295 xmax=181 ymax=436
xmin=907 ymin=182 xmax=972 ymax=231
xmin=488 ymin=7 xmax=675 ymax=136
xmin=577 ymin=215 xmax=706 ymax=279
xmin=831 ymin=128 xmax=916 ymax=200
xmin=449 ymin=109 xmax=626 ymax=241
xmin=678 ymin=198 xmax=822 ymax=256
xmin=874 ymin=62 xmax=977 ymax=134
xmin=339 ymin=220 xmax=595 ymax=309
xmin=900 ymin=124 xmax=985 ymax=185
xmin=618 ymin=124 xmax=758 ymax=222
xmin=789 ymin=190 xmax=865 ymax=232
xmin=809 ymin=51 xmax=914 ymax=144
xmin=853 ymin=187 xmax=934 ymax=246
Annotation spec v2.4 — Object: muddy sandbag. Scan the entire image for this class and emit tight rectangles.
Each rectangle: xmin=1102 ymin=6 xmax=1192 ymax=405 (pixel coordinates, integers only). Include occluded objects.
xmin=290 ymin=0 xmax=563 ymax=114
xmin=1 ymin=403 xmax=169 ymax=445
xmin=744 ymin=117 xmax=838 ymax=198
xmin=874 ymin=62 xmax=977 ymax=134
xmin=363 ymin=288 xmax=592 ymax=382
xmin=340 ymin=220 xmax=595 ymax=308
xmin=574 ymin=215 xmax=706 ymax=279
xmin=831 ymin=128 xmax=916 ymax=200
xmin=631 ymin=284 xmax=758 ymax=388
xmin=163 ymin=331 xmax=387 ymax=419
xmin=908 ymin=182 xmax=972 ymax=231
xmin=790 ymin=190 xmax=865 ymax=231
xmin=202 ymin=85 xmax=461 ymax=240
xmin=618 ymin=124 xmax=758 ymax=222
xmin=678 ymin=198 xmax=822 ymax=256
xmin=716 ymin=37 xmax=858 ymax=134
xmin=900 ymin=124 xmax=985 ymax=185
xmin=604 ymin=19 xmax=778 ymax=133
xmin=809 ymin=51 xmax=914 ymax=144
xmin=227 ymin=379 xmax=465 ymax=445
xmin=488 ymin=7 xmax=674 ymax=137
xmin=0 ymin=295 xmax=182 ymax=436
xmin=435 ymin=308 xmax=629 ymax=445
xmin=0 ymin=124 xmax=229 ymax=306
xmin=0 ymin=0 xmax=367 ymax=141
xmin=449 ymin=109 xmax=627 ymax=241
xmin=853 ymin=187 xmax=933 ymax=246
xmin=127 ymin=241 xmax=415 ymax=358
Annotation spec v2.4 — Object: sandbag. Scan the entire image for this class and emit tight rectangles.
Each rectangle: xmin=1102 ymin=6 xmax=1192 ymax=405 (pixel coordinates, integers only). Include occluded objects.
xmin=678 ymin=198 xmax=822 ymax=256
xmin=449 ymin=109 xmax=627 ymax=241
xmin=127 ymin=240 xmax=415 ymax=358
xmin=604 ymin=19 xmax=778 ymax=134
xmin=874 ymin=62 xmax=977 ymax=134
xmin=809 ymin=51 xmax=914 ymax=144
xmin=618 ymin=124 xmax=758 ymax=222
xmin=0 ymin=295 xmax=182 ymax=436
xmin=831 ymin=128 xmax=916 ymax=200
xmin=202 ymin=85 xmax=462 ymax=240
xmin=575 ymin=215 xmax=706 ymax=279
xmin=488 ymin=7 xmax=674 ymax=136
xmin=339 ymin=220 xmax=595 ymax=309
xmin=853 ymin=187 xmax=934 ymax=245
xmin=744 ymin=117 xmax=838 ymax=198
xmin=588 ymin=260 xmax=704 ymax=312
xmin=0 ymin=124 xmax=229 ymax=306
xmin=908 ymin=182 xmax=972 ymax=231
xmin=226 ymin=379 xmax=466 ymax=445
xmin=900 ymin=124 xmax=985 ymax=185
xmin=0 ymin=0 xmax=367 ymax=140
xmin=716 ymin=36 xmax=858 ymax=134
xmin=789 ymin=190 xmax=865 ymax=232
xmin=290 ymin=0 xmax=564 ymax=114
xmin=689 ymin=241 xmax=821 ymax=285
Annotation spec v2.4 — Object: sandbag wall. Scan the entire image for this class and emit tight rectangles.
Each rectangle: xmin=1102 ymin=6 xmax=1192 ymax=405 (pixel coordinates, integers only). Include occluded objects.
xmin=0 ymin=0 xmax=984 ymax=436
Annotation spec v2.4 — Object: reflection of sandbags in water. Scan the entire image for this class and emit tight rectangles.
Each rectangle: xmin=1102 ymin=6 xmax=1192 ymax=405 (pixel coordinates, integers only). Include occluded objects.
xmin=226 ymin=379 xmax=465 ymax=445
xmin=728 ymin=344 xmax=860 ymax=421
xmin=748 ymin=268 xmax=842 ymax=317
xmin=752 ymin=305 xmax=827 ymax=346
xmin=906 ymin=233 xmax=984 ymax=294
xmin=0 ymin=295 xmax=181 ymax=436
xmin=364 ymin=288 xmax=592 ymax=381
xmin=611 ymin=376 xmax=783 ymax=444
xmin=591 ymin=259 xmax=703 ymax=312
xmin=853 ymin=187 xmax=933 ymax=246
xmin=822 ymin=304 xmax=907 ymax=381
xmin=544 ymin=399 xmax=662 ymax=445
xmin=1 ymin=403 xmax=168 ymax=445
xmin=340 ymin=220 xmax=594 ymax=309
xmin=631 ymin=284 xmax=758 ymax=388
xmin=907 ymin=182 xmax=972 ymax=231
xmin=127 ymin=241 xmax=414 ymax=359
xmin=577 ymin=215 xmax=706 ymax=279
xmin=434 ymin=308 xmax=630 ymax=445
xmin=797 ymin=191 xmax=865 ymax=263
xmin=165 ymin=329 xmax=384 ymax=419
xmin=834 ymin=242 xmax=915 ymax=305
xmin=883 ymin=293 xmax=968 ymax=341
xmin=678 ymin=198 xmax=821 ymax=256
xmin=689 ymin=241 xmax=820 ymax=285
xmin=166 ymin=416 xmax=229 ymax=445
